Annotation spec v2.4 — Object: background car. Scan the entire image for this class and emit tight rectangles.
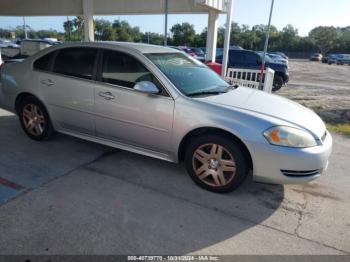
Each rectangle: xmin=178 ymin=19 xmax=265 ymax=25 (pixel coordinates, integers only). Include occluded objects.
xmin=310 ymin=53 xmax=323 ymax=61
xmin=335 ymin=54 xmax=350 ymax=65
xmin=20 ymin=39 xmax=55 ymax=57
xmin=0 ymin=39 xmax=19 ymax=48
xmin=215 ymin=45 xmax=244 ymax=62
xmin=216 ymin=49 xmax=289 ymax=91
xmin=188 ymin=47 xmax=206 ymax=62
xmin=257 ymin=52 xmax=288 ymax=66
xmin=169 ymin=46 xmax=205 ymax=62
xmin=327 ymin=54 xmax=339 ymax=64
xmin=269 ymin=51 xmax=288 ymax=60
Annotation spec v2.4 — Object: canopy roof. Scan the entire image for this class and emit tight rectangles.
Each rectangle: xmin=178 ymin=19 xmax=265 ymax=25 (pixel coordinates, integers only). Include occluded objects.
xmin=0 ymin=0 xmax=227 ymax=16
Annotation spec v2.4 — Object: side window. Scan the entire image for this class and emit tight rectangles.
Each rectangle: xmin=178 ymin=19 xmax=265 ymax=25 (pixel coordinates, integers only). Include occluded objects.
xmin=101 ymin=50 xmax=168 ymax=96
xmin=53 ymin=48 xmax=97 ymax=80
xmin=231 ymin=52 xmax=242 ymax=63
xmin=245 ymin=52 xmax=258 ymax=63
xmin=33 ymin=51 xmax=55 ymax=71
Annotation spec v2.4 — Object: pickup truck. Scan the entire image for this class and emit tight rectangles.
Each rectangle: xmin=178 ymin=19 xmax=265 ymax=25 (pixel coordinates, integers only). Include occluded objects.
xmin=216 ymin=49 xmax=289 ymax=91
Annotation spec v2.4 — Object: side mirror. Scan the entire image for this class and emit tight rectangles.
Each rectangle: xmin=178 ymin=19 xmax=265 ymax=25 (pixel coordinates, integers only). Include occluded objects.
xmin=133 ymin=81 xmax=160 ymax=95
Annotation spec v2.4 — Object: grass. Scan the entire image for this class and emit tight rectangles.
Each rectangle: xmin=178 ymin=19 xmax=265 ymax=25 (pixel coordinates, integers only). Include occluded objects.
xmin=326 ymin=123 xmax=350 ymax=138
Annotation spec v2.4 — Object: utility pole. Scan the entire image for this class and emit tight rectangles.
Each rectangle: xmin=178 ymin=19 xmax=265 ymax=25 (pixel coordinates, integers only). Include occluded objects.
xmin=259 ymin=0 xmax=275 ymax=90
xmin=164 ymin=0 xmax=168 ymax=46
xmin=23 ymin=16 xmax=28 ymax=39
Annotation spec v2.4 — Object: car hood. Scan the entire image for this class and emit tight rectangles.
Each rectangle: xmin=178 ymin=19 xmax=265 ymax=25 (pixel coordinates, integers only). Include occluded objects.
xmin=266 ymin=62 xmax=287 ymax=72
xmin=198 ymin=87 xmax=326 ymax=139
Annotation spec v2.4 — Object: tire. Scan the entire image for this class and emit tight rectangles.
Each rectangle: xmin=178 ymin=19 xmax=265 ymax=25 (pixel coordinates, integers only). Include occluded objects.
xmin=17 ymin=96 xmax=55 ymax=141
xmin=185 ymin=134 xmax=249 ymax=193
xmin=272 ymin=75 xmax=284 ymax=92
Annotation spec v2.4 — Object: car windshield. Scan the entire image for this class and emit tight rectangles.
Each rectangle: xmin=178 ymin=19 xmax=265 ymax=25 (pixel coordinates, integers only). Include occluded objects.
xmin=145 ymin=53 xmax=230 ymax=96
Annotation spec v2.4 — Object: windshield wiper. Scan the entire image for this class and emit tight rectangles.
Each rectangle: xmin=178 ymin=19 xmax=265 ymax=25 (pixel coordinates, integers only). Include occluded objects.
xmin=187 ymin=90 xmax=227 ymax=97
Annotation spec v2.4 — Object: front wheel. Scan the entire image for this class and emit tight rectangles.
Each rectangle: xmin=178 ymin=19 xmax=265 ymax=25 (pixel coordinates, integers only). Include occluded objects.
xmin=272 ymin=75 xmax=284 ymax=92
xmin=185 ymin=135 xmax=249 ymax=193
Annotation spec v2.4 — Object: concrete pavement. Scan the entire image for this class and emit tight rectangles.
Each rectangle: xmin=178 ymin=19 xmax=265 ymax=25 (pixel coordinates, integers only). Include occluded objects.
xmin=0 ymin=109 xmax=349 ymax=255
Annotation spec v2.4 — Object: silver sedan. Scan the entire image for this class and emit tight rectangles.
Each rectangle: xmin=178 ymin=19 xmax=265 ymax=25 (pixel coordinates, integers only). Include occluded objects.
xmin=0 ymin=42 xmax=332 ymax=193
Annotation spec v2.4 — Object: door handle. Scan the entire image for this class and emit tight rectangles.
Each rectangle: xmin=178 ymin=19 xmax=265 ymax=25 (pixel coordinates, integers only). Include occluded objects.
xmin=40 ymin=79 xmax=55 ymax=86
xmin=98 ymin=91 xmax=115 ymax=100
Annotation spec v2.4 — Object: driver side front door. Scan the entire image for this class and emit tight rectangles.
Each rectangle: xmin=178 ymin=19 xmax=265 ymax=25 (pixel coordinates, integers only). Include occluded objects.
xmin=94 ymin=49 xmax=174 ymax=155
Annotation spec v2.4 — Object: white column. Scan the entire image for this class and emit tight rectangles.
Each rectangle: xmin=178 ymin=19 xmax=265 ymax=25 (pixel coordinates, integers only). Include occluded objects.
xmin=221 ymin=0 xmax=234 ymax=76
xmin=83 ymin=0 xmax=94 ymax=41
xmin=206 ymin=10 xmax=219 ymax=62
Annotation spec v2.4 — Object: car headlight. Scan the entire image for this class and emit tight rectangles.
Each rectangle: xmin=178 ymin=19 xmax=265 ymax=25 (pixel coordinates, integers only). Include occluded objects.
xmin=263 ymin=126 xmax=317 ymax=148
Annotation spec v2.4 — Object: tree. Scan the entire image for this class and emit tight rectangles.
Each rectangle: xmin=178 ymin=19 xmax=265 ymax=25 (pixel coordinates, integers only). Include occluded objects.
xmin=72 ymin=16 xmax=84 ymax=40
xmin=0 ymin=29 xmax=11 ymax=39
xmin=230 ymin=22 xmax=242 ymax=46
xmin=36 ymin=29 xmax=60 ymax=39
xmin=142 ymin=32 xmax=164 ymax=45
xmin=240 ymin=26 xmax=259 ymax=50
xmin=63 ymin=19 xmax=74 ymax=41
xmin=170 ymin=23 xmax=196 ymax=46
xmin=94 ymin=19 xmax=115 ymax=41
xmin=276 ymin=24 xmax=299 ymax=51
xmin=112 ymin=20 xmax=142 ymax=42
xmin=309 ymin=26 xmax=339 ymax=54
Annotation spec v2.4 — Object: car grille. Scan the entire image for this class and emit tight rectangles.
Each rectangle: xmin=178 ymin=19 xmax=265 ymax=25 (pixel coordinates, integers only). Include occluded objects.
xmin=281 ymin=169 xmax=321 ymax=177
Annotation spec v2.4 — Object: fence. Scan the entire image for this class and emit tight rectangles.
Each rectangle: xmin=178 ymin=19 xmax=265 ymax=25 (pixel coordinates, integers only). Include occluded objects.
xmin=225 ymin=67 xmax=275 ymax=93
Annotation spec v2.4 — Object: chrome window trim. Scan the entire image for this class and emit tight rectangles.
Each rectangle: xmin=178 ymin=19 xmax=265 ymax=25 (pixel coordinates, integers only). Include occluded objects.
xmin=94 ymin=80 xmax=174 ymax=101
xmin=32 ymin=46 xmax=174 ymax=100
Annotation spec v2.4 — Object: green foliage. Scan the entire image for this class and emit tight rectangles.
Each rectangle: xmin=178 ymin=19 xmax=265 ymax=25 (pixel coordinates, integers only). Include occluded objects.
xmin=95 ymin=19 xmax=116 ymax=41
xmin=112 ymin=20 xmax=142 ymax=42
xmin=1 ymin=16 xmax=349 ymax=55
xmin=170 ymin=22 xmax=196 ymax=46
xmin=309 ymin=26 xmax=339 ymax=54
xmin=143 ymin=32 xmax=166 ymax=45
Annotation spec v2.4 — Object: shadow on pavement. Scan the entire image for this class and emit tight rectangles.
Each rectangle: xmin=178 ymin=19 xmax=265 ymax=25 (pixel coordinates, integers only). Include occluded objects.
xmin=0 ymin=112 xmax=284 ymax=254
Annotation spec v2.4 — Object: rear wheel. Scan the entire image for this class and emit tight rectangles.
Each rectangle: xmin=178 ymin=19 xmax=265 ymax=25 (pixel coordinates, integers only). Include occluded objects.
xmin=18 ymin=96 xmax=54 ymax=141
xmin=185 ymin=135 xmax=248 ymax=193
xmin=272 ymin=75 xmax=284 ymax=92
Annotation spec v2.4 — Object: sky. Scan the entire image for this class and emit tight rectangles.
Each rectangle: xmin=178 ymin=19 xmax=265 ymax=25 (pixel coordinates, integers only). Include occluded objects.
xmin=0 ymin=0 xmax=349 ymax=37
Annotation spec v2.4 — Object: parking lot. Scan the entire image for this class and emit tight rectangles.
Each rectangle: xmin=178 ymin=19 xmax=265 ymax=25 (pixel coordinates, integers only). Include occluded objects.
xmin=0 ymin=60 xmax=349 ymax=255
xmin=278 ymin=60 xmax=350 ymax=123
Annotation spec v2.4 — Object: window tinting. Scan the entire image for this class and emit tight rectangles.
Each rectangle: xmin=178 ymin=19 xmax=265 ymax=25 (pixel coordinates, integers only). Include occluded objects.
xmin=53 ymin=48 xmax=97 ymax=80
xmin=33 ymin=51 xmax=55 ymax=71
xmin=101 ymin=50 xmax=156 ymax=89
xmin=245 ymin=52 xmax=258 ymax=62
xmin=231 ymin=52 xmax=243 ymax=62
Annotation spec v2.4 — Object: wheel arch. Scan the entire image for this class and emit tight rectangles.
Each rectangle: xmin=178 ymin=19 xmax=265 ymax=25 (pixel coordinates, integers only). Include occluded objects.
xmin=15 ymin=92 xmax=44 ymax=115
xmin=177 ymin=127 xmax=253 ymax=170
xmin=274 ymin=72 xmax=287 ymax=83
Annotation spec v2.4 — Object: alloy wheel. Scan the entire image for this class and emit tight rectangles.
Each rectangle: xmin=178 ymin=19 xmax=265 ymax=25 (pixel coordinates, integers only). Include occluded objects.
xmin=22 ymin=104 xmax=46 ymax=137
xmin=192 ymin=143 xmax=236 ymax=187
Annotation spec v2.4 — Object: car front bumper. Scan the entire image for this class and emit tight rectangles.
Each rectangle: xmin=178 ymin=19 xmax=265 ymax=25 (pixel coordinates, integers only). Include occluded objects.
xmin=247 ymin=131 xmax=333 ymax=184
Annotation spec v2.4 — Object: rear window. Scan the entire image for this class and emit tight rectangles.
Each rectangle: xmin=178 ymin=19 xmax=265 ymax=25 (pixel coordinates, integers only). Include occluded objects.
xmin=33 ymin=51 xmax=55 ymax=71
xmin=53 ymin=48 xmax=97 ymax=80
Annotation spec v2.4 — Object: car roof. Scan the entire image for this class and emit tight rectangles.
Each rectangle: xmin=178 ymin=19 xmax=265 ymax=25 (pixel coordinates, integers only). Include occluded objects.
xmin=53 ymin=41 xmax=181 ymax=54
